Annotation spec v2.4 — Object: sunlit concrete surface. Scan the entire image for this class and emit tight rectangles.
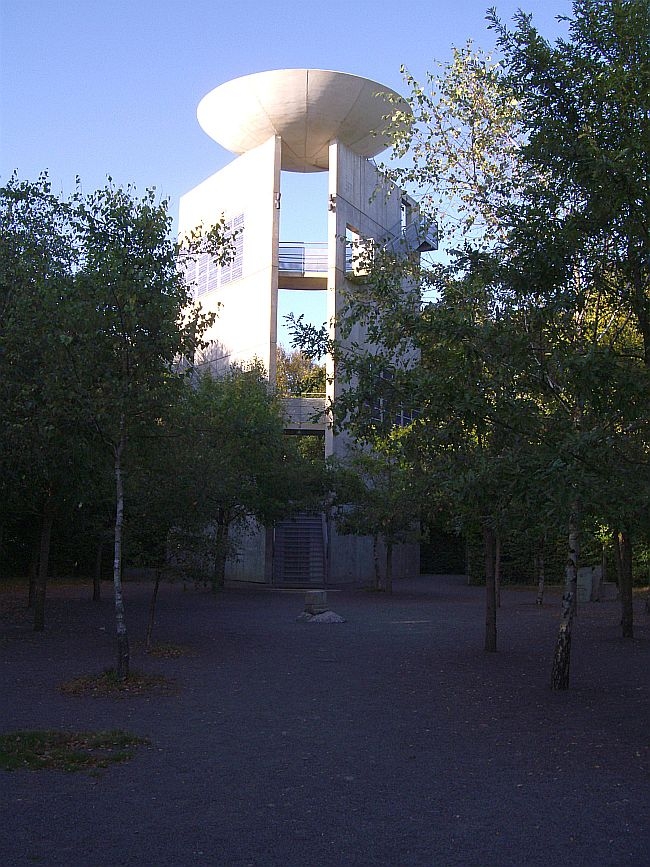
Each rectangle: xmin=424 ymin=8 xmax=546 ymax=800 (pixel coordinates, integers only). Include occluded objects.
xmin=197 ymin=68 xmax=412 ymax=172
xmin=180 ymin=69 xmax=421 ymax=585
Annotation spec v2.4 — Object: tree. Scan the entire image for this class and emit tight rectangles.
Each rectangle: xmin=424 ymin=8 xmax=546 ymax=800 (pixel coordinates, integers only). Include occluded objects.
xmin=60 ymin=182 xmax=229 ymax=679
xmin=382 ymin=42 xmax=524 ymax=256
xmin=379 ymin=2 xmax=649 ymax=682
xmin=0 ymin=174 xmax=88 ymax=631
xmin=123 ymin=398 xmax=201 ymax=649
xmin=179 ymin=362 xmax=325 ymax=590
xmin=276 ymin=346 xmax=326 ymax=396
xmin=331 ymin=432 xmax=423 ymax=593
xmin=486 ymin=0 xmax=650 ymax=679
xmin=490 ymin=0 xmax=649 ymax=355
xmin=291 ymin=4 xmax=650 ymax=682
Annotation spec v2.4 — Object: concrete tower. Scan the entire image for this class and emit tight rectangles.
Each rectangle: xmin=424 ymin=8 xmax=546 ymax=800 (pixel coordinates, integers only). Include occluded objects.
xmin=179 ymin=69 xmax=435 ymax=585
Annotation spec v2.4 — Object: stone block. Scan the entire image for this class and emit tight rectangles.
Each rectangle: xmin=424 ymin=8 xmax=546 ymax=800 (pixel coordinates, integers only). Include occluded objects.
xmin=305 ymin=590 xmax=328 ymax=614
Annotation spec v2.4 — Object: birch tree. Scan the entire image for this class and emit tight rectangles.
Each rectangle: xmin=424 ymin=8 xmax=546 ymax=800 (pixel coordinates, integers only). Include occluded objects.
xmin=64 ymin=183 xmax=228 ymax=679
xmin=488 ymin=0 xmax=650 ymax=683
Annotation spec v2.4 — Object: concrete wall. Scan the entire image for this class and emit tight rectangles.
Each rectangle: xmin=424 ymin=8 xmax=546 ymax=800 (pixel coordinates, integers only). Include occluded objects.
xmin=328 ymin=526 xmax=419 ymax=584
xmin=178 ymin=135 xmax=281 ymax=380
xmin=324 ymin=141 xmax=419 ymax=583
xmin=180 ymin=135 xmax=419 ymax=587
xmin=225 ymin=518 xmax=269 ymax=584
xmin=326 ymin=140 xmax=403 ymax=458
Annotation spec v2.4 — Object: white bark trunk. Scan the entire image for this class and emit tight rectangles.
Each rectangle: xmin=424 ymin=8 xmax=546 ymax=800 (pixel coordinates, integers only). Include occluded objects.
xmin=551 ymin=506 xmax=579 ymax=689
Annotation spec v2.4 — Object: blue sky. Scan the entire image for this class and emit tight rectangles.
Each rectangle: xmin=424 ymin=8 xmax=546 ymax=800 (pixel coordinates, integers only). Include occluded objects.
xmin=1 ymin=0 xmax=573 ymax=344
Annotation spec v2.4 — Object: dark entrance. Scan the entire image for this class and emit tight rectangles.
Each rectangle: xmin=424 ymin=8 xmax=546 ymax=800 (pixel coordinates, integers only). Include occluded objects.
xmin=273 ymin=513 xmax=327 ymax=584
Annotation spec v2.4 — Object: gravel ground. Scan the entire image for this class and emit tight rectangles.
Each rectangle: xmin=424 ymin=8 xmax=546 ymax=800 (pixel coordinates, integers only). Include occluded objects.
xmin=1 ymin=575 xmax=648 ymax=867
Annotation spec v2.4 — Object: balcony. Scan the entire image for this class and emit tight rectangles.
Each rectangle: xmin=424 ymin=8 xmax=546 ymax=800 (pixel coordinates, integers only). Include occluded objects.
xmin=282 ymin=395 xmax=327 ymax=431
xmin=278 ymin=241 xmax=327 ymax=290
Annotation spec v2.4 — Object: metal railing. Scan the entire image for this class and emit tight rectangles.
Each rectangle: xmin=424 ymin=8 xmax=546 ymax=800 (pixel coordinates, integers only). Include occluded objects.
xmin=279 ymin=241 xmax=328 ymax=275
xmin=282 ymin=396 xmax=327 ymax=428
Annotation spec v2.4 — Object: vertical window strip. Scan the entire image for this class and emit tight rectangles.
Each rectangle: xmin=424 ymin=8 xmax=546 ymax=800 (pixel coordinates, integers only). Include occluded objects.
xmin=221 ymin=213 xmax=244 ymax=285
xmin=185 ymin=212 xmax=245 ymax=299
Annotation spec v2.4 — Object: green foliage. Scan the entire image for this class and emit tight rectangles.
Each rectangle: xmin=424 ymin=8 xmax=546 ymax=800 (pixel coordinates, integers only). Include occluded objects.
xmin=276 ymin=345 xmax=326 ymax=396
xmin=0 ymin=173 xmax=331 ymax=597
xmin=484 ymin=0 xmax=650 ymax=540
xmin=488 ymin=0 xmax=650 ymax=357
xmin=293 ymin=432 xmax=325 ymax=465
xmin=383 ymin=43 xmax=525 ymax=251
xmin=122 ymin=406 xmax=193 ymax=575
xmin=66 ymin=182 xmax=217 ymax=446
xmin=331 ymin=433 xmax=423 ymax=544
xmin=169 ymin=362 xmax=328 ymax=588
xmin=0 ymin=175 xmax=83 ymax=509
xmin=293 ymin=2 xmax=650 ymax=606
xmin=0 ymin=175 xmax=234 ymax=657
xmin=188 ymin=362 xmax=303 ymax=520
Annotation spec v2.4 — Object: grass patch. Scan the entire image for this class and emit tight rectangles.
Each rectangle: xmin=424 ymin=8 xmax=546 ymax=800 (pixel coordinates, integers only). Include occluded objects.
xmin=61 ymin=668 xmax=177 ymax=697
xmin=0 ymin=729 xmax=149 ymax=772
xmin=145 ymin=641 xmax=191 ymax=658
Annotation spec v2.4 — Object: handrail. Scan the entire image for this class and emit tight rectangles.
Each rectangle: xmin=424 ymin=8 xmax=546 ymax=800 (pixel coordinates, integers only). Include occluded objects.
xmin=281 ymin=395 xmax=327 ymax=428
xmin=279 ymin=241 xmax=328 ymax=275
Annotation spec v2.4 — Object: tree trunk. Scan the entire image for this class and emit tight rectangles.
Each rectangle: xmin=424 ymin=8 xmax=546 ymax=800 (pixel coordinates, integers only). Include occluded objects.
xmin=550 ymin=507 xmax=580 ymax=689
xmin=113 ymin=427 xmax=130 ymax=681
xmin=484 ymin=524 xmax=497 ymax=652
xmin=535 ymin=548 xmax=546 ymax=606
xmin=494 ymin=532 xmax=501 ymax=608
xmin=93 ymin=538 xmax=103 ymax=602
xmin=612 ymin=528 xmax=623 ymax=589
xmin=146 ymin=569 xmax=161 ymax=652
xmin=590 ymin=546 xmax=603 ymax=602
xmin=33 ymin=493 xmax=54 ymax=632
xmin=27 ymin=533 xmax=40 ymax=609
xmin=617 ymin=530 xmax=634 ymax=639
xmin=382 ymin=541 xmax=393 ymax=594
xmin=550 ymin=590 xmax=574 ymax=690
xmin=566 ymin=509 xmax=579 ymax=616
xmin=212 ymin=509 xmax=229 ymax=592
xmin=372 ymin=535 xmax=381 ymax=590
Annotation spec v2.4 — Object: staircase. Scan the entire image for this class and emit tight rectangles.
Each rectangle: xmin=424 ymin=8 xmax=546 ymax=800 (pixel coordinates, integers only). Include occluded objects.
xmin=273 ymin=513 xmax=327 ymax=585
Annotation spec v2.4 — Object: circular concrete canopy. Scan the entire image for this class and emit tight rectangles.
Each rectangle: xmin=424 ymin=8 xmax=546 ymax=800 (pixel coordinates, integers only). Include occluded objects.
xmin=197 ymin=69 xmax=411 ymax=172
